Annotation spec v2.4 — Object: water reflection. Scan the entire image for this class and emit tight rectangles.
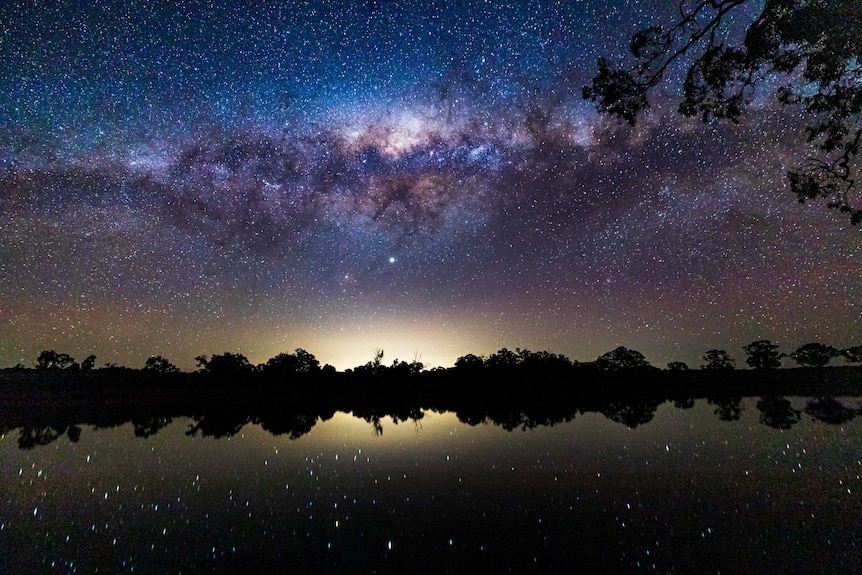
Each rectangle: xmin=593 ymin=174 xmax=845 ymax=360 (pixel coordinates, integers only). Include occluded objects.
xmin=16 ymin=424 xmax=82 ymax=450
xmin=132 ymin=417 xmax=172 ymax=438
xmin=598 ymin=399 xmax=663 ymax=428
xmin=2 ymin=396 xmax=861 ymax=449
xmin=756 ymin=396 xmax=801 ymax=429
xmin=804 ymin=396 xmax=857 ymax=424
xmin=1 ymin=398 xmax=861 ymax=574
xmin=707 ymin=396 xmax=744 ymax=421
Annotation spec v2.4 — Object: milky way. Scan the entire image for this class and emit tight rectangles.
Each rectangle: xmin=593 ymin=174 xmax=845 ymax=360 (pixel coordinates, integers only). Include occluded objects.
xmin=1 ymin=1 xmax=859 ymax=370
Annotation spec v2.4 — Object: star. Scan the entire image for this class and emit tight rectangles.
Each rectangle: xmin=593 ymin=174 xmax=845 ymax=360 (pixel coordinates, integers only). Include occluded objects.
xmin=0 ymin=1 xmax=858 ymax=371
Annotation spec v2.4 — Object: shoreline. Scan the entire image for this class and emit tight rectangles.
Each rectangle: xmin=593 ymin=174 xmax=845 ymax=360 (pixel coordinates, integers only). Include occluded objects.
xmin=1 ymin=367 xmax=859 ymax=448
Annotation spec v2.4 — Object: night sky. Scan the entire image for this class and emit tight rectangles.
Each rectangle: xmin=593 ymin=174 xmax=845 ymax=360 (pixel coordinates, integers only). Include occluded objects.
xmin=1 ymin=1 xmax=859 ymax=371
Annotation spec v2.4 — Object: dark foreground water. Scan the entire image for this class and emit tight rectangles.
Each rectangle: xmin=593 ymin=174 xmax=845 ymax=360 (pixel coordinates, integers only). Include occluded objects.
xmin=1 ymin=397 xmax=860 ymax=574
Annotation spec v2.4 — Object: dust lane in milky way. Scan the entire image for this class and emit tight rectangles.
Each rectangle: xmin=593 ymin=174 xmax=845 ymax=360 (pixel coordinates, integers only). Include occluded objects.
xmin=1 ymin=1 xmax=859 ymax=370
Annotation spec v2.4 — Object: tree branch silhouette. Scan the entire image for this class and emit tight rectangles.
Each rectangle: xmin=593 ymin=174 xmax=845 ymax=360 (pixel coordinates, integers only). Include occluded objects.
xmin=584 ymin=0 xmax=862 ymax=224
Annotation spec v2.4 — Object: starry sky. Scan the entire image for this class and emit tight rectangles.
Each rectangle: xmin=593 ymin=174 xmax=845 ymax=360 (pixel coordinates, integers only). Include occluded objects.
xmin=1 ymin=1 xmax=859 ymax=371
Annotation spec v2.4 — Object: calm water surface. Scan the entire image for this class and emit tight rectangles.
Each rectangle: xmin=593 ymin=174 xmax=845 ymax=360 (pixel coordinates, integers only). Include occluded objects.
xmin=1 ymin=398 xmax=860 ymax=574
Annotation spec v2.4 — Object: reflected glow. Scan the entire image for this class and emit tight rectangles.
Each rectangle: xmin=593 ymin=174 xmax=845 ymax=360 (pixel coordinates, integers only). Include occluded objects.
xmin=1 ymin=399 xmax=860 ymax=573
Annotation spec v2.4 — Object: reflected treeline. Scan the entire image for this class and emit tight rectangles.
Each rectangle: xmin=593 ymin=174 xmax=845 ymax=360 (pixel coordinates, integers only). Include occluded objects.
xmin=16 ymin=424 xmax=83 ymax=450
xmin=599 ymin=399 xmax=664 ymax=428
xmin=133 ymin=416 xmax=173 ymax=438
xmin=3 ymin=396 xmax=860 ymax=450
xmin=708 ymin=396 xmax=744 ymax=421
xmin=803 ymin=396 xmax=858 ymax=424
xmin=756 ymin=396 xmax=800 ymax=429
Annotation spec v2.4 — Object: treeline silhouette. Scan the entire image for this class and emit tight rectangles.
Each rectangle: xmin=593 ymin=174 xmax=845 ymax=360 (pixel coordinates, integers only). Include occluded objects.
xmin=2 ymin=340 xmax=860 ymax=450
xmin=11 ymin=339 xmax=862 ymax=378
xmin=2 ymin=395 xmax=859 ymax=451
xmin=2 ymin=343 xmax=861 ymax=405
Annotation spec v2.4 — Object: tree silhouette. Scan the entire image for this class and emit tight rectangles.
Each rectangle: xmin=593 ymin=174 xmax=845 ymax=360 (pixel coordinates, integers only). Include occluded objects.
xmin=35 ymin=350 xmax=76 ymax=370
xmin=195 ymin=352 xmax=253 ymax=377
xmin=841 ymin=345 xmax=862 ymax=365
xmin=80 ymin=355 xmax=96 ymax=371
xmin=144 ymin=355 xmax=181 ymax=374
xmin=700 ymin=349 xmax=735 ymax=370
xmin=789 ymin=343 xmax=839 ymax=367
xmin=599 ymin=399 xmax=662 ymax=428
xmin=804 ymin=396 xmax=857 ymax=424
xmin=18 ymin=426 xmax=65 ymax=449
xmin=388 ymin=358 xmax=424 ymax=376
xmin=132 ymin=417 xmax=173 ymax=438
xmin=673 ymin=397 xmax=695 ymax=409
xmin=67 ymin=425 xmax=82 ymax=442
xmin=756 ymin=396 xmax=800 ymax=429
xmin=351 ymin=349 xmax=387 ymax=376
xmin=517 ymin=349 xmax=574 ymax=379
xmin=454 ymin=353 xmax=484 ymax=371
xmin=667 ymin=361 xmax=689 ymax=371
xmin=255 ymin=410 xmax=319 ymax=440
xmin=485 ymin=348 xmax=519 ymax=369
xmin=583 ymin=0 xmax=862 ymax=223
xmin=186 ymin=413 xmax=250 ymax=438
xmin=743 ymin=340 xmax=784 ymax=369
xmin=708 ymin=396 xmax=744 ymax=421
xmin=368 ymin=349 xmax=385 ymax=372
xmin=594 ymin=346 xmax=652 ymax=371
xmin=263 ymin=348 xmax=321 ymax=377
xmin=321 ymin=363 xmax=337 ymax=375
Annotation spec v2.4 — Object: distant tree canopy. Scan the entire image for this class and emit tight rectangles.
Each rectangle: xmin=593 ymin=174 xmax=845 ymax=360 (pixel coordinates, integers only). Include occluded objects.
xmin=389 ymin=358 xmax=424 ymax=376
xmin=453 ymin=349 xmax=574 ymax=379
xmin=454 ymin=353 xmax=484 ymax=371
xmin=517 ymin=349 xmax=574 ymax=374
xmin=757 ymin=395 xmax=800 ymax=429
xmin=351 ymin=349 xmax=386 ymax=376
xmin=144 ymin=355 xmax=180 ymax=374
xmin=263 ymin=348 xmax=321 ymax=376
xmin=594 ymin=346 xmax=653 ymax=371
xmin=805 ymin=396 xmax=858 ymax=424
xmin=842 ymin=345 xmax=862 ymax=365
xmin=789 ymin=343 xmax=839 ymax=367
xmin=583 ymin=0 xmax=862 ymax=224
xmin=35 ymin=350 xmax=77 ymax=370
xmin=701 ymin=349 xmax=736 ymax=370
xmin=349 ymin=349 xmax=425 ymax=378
xmin=195 ymin=352 xmax=253 ymax=377
xmin=80 ymin=355 xmax=97 ymax=371
xmin=16 ymin=339 xmax=860 ymax=379
xmin=743 ymin=340 xmax=784 ymax=369
xmin=485 ymin=348 xmax=520 ymax=370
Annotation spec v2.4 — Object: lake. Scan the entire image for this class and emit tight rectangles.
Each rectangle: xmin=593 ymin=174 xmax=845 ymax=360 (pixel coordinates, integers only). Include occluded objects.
xmin=1 ymin=396 xmax=860 ymax=574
